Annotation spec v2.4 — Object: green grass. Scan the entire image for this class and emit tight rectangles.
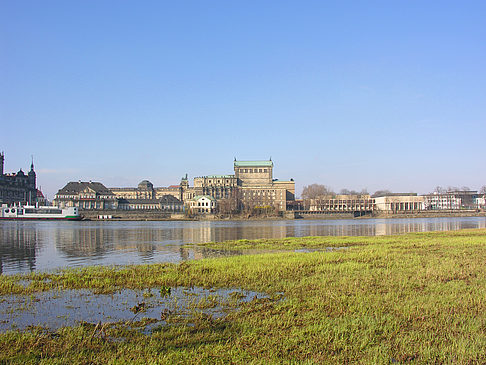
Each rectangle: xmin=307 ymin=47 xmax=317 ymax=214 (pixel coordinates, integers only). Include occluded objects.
xmin=1 ymin=229 xmax=486 ymax=363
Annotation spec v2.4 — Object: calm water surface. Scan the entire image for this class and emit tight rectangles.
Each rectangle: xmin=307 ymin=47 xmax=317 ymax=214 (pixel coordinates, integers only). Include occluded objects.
xmin=1 ymin=217 xmax=485 ymax=274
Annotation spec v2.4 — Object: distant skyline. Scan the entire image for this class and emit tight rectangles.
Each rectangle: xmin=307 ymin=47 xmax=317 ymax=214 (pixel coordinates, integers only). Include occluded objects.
xmin=2 ymin=1 xmax=485 ymax=199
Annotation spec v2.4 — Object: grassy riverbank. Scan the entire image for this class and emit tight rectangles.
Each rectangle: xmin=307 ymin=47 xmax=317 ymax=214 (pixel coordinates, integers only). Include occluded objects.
xmin=1 ymin=229 xmax=486 ymax=363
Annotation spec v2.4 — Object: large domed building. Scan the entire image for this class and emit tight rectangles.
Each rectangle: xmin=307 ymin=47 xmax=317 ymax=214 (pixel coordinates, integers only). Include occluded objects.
xmin=109 ymin=179 xmax=185 ymax=212
xmin=138 ymin=180 xmax=154 ymax=192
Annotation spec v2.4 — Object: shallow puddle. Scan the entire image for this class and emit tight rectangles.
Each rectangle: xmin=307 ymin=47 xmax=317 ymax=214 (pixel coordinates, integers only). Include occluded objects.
xmin=0 ymin=287 xmax=267 ymax=332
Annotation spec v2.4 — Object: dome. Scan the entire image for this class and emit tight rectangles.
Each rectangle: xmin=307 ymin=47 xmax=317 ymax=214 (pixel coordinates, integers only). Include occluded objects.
xmin=138 ymin=180 xmax=153 ymax=190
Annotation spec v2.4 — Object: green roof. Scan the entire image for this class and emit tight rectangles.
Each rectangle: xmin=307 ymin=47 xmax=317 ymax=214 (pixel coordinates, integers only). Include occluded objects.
xmin=234 ymin=160 xmax=273 ymax=167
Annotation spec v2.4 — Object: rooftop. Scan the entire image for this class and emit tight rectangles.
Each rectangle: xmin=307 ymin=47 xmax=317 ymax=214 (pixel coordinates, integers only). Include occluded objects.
xmin=374 ymin=193 xmax=418 ymax=198
xmin=234 ymin=160 xmax=273 ymax=167
xmin=191 ymin=195 xmax=217 ymax=201
xmin=56 ymin=181 xmax=114 ymax=196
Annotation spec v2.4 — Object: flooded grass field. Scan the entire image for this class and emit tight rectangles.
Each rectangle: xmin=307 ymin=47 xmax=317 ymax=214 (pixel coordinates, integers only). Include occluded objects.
xmin=0 ymin=287 xmax=268 ymax=332
xmin=0 ymin=229 xmax=485 ymax=363
xmin=1 ymin=216 xmax=485 ymax=274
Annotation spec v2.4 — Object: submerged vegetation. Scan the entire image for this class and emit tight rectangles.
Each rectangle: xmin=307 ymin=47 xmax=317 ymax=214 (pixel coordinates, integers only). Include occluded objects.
xmin=1 ymin=229 xmax=486 ymax=363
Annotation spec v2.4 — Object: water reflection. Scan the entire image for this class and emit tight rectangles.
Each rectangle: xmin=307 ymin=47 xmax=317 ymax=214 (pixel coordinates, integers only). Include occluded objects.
xmin=0 ymin=217 xmax=485 ymax=274
xmin=0 ymin=223 xmax=40 ymax=273
xmin=373 ymin=218 xmax=486 ymax=236
xmin=0 ymin=287 xmax=267 ymax=332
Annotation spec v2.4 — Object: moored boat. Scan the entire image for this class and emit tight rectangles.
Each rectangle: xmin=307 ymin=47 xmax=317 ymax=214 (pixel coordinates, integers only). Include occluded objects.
xmin=0 ymin=205 xmax=81 ymax=220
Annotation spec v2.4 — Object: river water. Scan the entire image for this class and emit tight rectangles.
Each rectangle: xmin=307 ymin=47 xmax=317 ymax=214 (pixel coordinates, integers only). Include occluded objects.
xmin=1 ymin=217 xmax=485 ymax=275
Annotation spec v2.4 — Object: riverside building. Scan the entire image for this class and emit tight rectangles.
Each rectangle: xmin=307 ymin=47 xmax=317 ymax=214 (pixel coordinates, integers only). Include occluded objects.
xmin=422 ymin=191 xmax=481 ymax=210
xmin=373 ymin=194 xmax=425 ymax=212
xmin=0 ymin=153 xmax=37 ymax=205
xmin=108 ymin=159 xmax=295 ymax=213
xmin=53 ymin=181 xmax=118 ymax=209
xmin=53 ymin=159 xmax=295 ymax=213
xmin=194 ymin=159 xmax=295 ymax=212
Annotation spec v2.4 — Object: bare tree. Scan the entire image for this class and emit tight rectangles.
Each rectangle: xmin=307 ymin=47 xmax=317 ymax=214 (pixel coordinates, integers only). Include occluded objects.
xmin=339 ymin=188 xmax=366 ymax=195
xmin=372 ymin=190 xmax=392 ymax=197
xmin=217 ymin=198 xmax=237 ymax=216
xmin=480 ymin=186 xmax=486 ymax=195
xmin=301 ymin=184 xmax=333 ymax=199
xmin=434 ymin=186 xmax=446 ymax=194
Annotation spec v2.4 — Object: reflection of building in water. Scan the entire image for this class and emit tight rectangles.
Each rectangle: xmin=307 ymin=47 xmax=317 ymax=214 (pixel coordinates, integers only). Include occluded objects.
xmin=305 ymin=223 xmax=376 ymax=237
xmin=55 ymin=225 xmax=163 ymax=259
xmin=112 ymin=229 xmax=158 ymax=259
xmin=179 ymin=222 xmax=290 ymax=248
xmin=0 ymin=223 xmax=38 ymax=273
xmin=54 ymin=226 xmax=109 ymax=258
xmin=374 ymin=219 xmax=480 ymax=236
xmin=4 ymin=218 xmax=486 ymax=274
xmin=375 ymin=222 xmax=387 ymax=236
xmin=375 ymin=221 xmax=430 ymax=236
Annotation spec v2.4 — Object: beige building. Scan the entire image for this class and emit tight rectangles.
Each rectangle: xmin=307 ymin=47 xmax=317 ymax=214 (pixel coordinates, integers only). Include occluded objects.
xmin=193 ymin=159 xmax=295 ymax=212
xmin=67 ymin=159 xmax=295 ymax=213
xmin=111 ymin=175 xmax=196 ymax=203
xmin=111 ymin=180 xmax=156 ymax=200
xmin=307 ymin=194 xmax=375 ymax=212
xmin=374 ymin=194 xmax=425 ymax=212
xmin=117 ymin=195 xmax=183 ymax=211
xmin=54 ymin=181 xmax=118 ymax=209
xmin=193 ymin=175 xmax=237 ymax=200
xmin=234 ymin=160 xmax=295 ymax=211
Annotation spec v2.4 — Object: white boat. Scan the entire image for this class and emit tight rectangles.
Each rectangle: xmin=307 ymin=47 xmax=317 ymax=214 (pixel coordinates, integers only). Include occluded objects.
xmin=0 ymin=205 xmax=81 ymax=220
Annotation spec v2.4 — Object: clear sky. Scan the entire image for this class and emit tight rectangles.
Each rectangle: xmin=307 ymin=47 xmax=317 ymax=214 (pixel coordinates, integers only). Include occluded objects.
xmin=1 ymin=1 xmax=485 ymax=199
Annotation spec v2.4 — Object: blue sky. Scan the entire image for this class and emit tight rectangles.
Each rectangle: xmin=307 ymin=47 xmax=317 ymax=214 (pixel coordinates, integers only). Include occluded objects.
xmin=1 ymin=1 xmax=485 ymax=199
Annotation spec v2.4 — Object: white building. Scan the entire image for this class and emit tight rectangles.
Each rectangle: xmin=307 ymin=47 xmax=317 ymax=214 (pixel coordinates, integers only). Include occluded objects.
xmin=423 ymin=191 xmax=479 ymax=210
xmin=187 ymin=195 xmax=217 ymax=214
xmin=475 ymin=196 xmax=486 ymax=209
